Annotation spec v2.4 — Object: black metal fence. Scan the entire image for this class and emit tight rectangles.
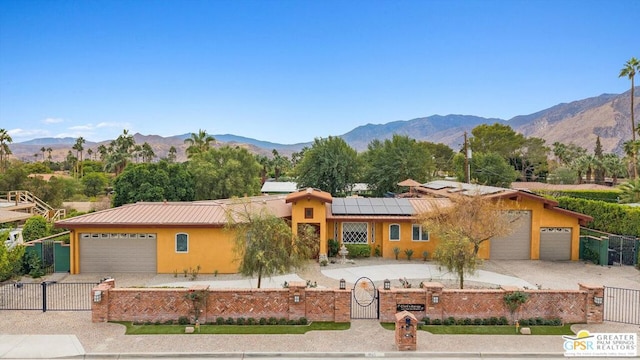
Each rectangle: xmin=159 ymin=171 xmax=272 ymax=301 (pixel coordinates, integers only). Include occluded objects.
xmin=0 ymin=281 xmax=98 ymax=312
xmin=604 ymin=286 xmax=640 ymax=325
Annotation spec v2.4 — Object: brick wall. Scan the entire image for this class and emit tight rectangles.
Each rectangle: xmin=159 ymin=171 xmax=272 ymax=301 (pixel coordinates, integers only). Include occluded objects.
xmin=379 ymin=283 xmax=603 ymax=324
xmin=92 ymin=280 xmax=603 ymax=325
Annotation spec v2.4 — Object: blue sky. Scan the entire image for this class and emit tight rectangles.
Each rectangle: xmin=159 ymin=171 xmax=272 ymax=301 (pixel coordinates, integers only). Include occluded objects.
xmin=1 ymin=0 xmax=638 ymax=144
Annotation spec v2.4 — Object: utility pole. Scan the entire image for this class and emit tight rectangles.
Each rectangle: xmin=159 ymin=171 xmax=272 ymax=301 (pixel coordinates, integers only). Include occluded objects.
xmin=464 ymin=132 xmax=470 ymax=183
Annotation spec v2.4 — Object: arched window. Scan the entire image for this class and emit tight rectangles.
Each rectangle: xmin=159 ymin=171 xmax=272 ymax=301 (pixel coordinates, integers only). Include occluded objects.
xmin=389 ymin=224 xmax=400 ymax=241
xmin=176 ymin=233 xmax=189 ymax=253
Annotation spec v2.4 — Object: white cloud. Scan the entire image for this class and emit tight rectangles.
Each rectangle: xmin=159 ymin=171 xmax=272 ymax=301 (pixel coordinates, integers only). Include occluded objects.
xmin=42 ymin=117 xmax=64 ymax=124
xmin=96 ymin=121 xmax=131 ymax=129
xmin=7 ymin=128 xmax=50 ymax=141
xmin=68 ymin=124 xmax=94 ymax=131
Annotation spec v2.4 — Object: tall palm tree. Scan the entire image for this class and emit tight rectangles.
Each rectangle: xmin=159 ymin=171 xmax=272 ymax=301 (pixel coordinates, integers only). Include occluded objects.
xmin=0 ymin=128 xmax=13 ymax=173
xmin=184 ymin=129 xmax=215 ymax=158
xmin=40 ymin=146 xmax=46 ymax=161
xmin=619 ymin=57 xmax=640 ymax=179
xmin=602 ymin=153 xmax=627 ymax=185
xmin=46 ymin=147 xmax=52 ymax=161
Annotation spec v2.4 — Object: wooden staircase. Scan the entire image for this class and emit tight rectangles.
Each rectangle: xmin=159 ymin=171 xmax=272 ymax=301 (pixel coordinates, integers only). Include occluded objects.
xmin=0 ymin=190 xmax=66 ymax=222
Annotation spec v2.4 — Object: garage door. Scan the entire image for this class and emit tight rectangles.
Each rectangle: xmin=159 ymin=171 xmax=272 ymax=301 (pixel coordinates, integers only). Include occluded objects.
xmin=490 ymin=211 xmax=532 ymax=260
xmin=79 ymin=233 xmax=157 ymax=273
xmin=539 ymin=228 xmax=571 ymax=261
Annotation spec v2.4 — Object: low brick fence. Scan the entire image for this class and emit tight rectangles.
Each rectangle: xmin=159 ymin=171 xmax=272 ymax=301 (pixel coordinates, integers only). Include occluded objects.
xmin=92 ymin=280 xmax=603 ymax=324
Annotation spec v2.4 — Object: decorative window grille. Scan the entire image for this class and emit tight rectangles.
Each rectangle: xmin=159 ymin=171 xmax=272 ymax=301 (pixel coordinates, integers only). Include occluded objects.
xmin=342 ymin=222 xmax=368 ymax=244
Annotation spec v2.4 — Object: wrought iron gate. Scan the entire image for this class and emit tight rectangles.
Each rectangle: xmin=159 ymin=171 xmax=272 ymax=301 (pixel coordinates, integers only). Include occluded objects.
xmin=0 ymin=281 xmax=99 ymax=312
xmin=351 ymin=277 xmax=379 ymax=319
xmin=603 ymin=286 xmax=640 ymax=325
xmin=608 ymin=235 xmax=637 ymax=266
xmin=41 ymin=240 xmax=55 ymax=274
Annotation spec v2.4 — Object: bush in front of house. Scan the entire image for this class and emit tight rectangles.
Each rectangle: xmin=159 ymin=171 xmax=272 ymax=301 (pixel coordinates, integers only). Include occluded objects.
xmin=421 ymin=316 xmax=562 ymax=326
xmin=345 ymin=244 xmax=371 ymax=258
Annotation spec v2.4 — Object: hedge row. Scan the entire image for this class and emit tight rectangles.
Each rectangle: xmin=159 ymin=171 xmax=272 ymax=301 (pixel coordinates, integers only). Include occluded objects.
xmin=420 ymin=316 xmax=562 ymax=326
xmin=557 ymin=197 xmax=640 ymax=237
xmin=345 ymin=244 xmax=371 ymax=258
xmin=534 ymin=189 xmax=621 ymax=203
xmin=134 ymin=317 xmax=309 ymax=326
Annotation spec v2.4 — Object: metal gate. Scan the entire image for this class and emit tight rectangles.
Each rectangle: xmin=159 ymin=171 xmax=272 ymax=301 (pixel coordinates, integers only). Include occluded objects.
xmin=0 ymin=281 xmax=99 ymax=312
xmin=604 ymin=286 xmax=640 ymax=325
xmin=41 ymin=240 xmax=55 ymax=274
xmin=351 ymin=277 xmax=379 ymax=319
xmin=608 ymin=235 xmax=637 ymax=266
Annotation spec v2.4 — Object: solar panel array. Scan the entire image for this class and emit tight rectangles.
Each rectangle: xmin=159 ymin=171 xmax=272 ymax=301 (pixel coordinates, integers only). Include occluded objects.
xmin=331 ymin=198 xmax=414 ymax=215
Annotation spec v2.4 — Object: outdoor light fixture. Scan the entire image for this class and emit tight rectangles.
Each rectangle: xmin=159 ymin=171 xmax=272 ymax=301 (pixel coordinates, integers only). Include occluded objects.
xmin=383 ymin=279 xmax=391 ymax=290
xmin=293 ymin=294 xmax=300 ymax=303
xmin=432 ymin=295 xmax=439 ymax=304
xmin=339 ymin=279 xmax=346 ymax=290
xmin=93 ymin=290 xmax=102 ymax=303
xmin=593 ymin=296 xmax=603 ymax=306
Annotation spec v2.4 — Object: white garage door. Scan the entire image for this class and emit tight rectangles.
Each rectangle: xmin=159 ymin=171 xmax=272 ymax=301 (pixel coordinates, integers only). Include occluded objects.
xmin=539 ymin=228 xmax=572 ymax=261
xmin=79 ymin=233 xmax=157 ymax=273
xmin=490 ymin=211 xmax=532 ymax=260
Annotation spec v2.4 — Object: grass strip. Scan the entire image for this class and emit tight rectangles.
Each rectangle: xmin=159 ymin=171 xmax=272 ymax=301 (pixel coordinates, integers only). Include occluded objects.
xmin=380 ymin=323 xmax=574 ymax=335
xmin=116 ymin=321 xmax=350 ymax=335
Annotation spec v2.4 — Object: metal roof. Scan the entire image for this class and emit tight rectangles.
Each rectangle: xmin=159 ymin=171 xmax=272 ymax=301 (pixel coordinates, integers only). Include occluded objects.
xmin=260 ymin=181 xmax=298 ymax=193
xmin=56 ymin=195 xmax=292 ymax=228
xmin=420 ymin=180 xmax=513 ymax=196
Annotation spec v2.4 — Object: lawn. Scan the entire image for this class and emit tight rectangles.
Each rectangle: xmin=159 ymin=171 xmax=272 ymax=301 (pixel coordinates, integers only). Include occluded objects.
xmin=380 ymin=323 xmax=574 ymax=335
xmin=117 ymin=321 xmax=350 ymax=335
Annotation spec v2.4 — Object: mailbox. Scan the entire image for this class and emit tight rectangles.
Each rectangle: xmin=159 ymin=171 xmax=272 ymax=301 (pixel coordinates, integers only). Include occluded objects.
xmin=394 ymin=310 xmax=417 ymax=351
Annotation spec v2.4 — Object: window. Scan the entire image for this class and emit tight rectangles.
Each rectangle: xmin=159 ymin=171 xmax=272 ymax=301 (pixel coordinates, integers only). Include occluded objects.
xmin=342 ymin=222 xmax=368 ymax=244
xmin=176 ymin=233 xmax=189 ymax=253
xmin=304 ymin=208 xmax=313 ymax=219
xmin=412 ymin=225 xmax=429 ymax=241
xmin=389 ymin=224 xmax=400 ymax=241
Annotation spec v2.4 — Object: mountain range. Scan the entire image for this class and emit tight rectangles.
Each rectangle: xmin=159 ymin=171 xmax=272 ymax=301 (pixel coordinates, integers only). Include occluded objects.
xmin=10 ymin=87 xmax=640 ymax=163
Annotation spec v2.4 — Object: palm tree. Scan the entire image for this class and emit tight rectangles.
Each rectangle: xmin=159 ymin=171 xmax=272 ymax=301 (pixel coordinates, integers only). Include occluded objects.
xmin=619 ymin=57 xmax=640 ymax=179
xmin=86 ymin=148 xmax=93 ymax=161
xmin=602 ymin=153 xmax=627 ymax=185
xmin=618 ymin=179 xmax=640 ymax=203
xmin=73 ymin=137 xmax=86 ymax=178
xmin=40 ymin=146 xmax=46 ymax=161
xmin=167 ymin=146 xmax=177 ymax=163
xmin=141 ymin=142 xmax=155 ymax=163
xmin=184 ymin=129 xmax=215 ymax=158
xmin=0 ymin=128 xmax=13 ymax=173
xmin=46 ymin=147 xmax=52 ymax=161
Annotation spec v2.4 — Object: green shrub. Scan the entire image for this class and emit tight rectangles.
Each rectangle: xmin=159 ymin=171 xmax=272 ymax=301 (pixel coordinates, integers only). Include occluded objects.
xmin=374 ymin=245 xmax=381 ymax=257
xmin=259 ymin=317 xmax=267 ymax=325
xmin=472 ymin=318 xmax=483 ymax=325
xmin=444 ymin=317 xmax=456 ymax=325
xmin=298 ymin=317 xmax=308 ymax=325
xmin=163 ymin=319 xmax=174 ymax=325
xmin=421 ymin=317 xmax=431 ymax=325
xmin=216 ymin=317 xmax=225 ymax=325
xmin=393 ymin=247 xmax=400 ymax=260
xmin=178 ymin=316 xmax=189 ymax=325
xmin=247 ymin=318 xmax=256 ymax=325
xmin=519 ymin=319 xmax=530 ymax=326
xmin=236 ymin=317 xmax=245 ymax=325
xmin=404 ymin=248 xmax=414 ymax=260
xmin=557 ymin=197 xmax=640 ymax=236
xmin=278 ymin=317 xmax=288 ymax=325
xmin=225 ymin=317 xmax=235 ymax=325
xmin=345 ymin=244 xmax=371 ymax=258
xmin=422 ymin=251 xmax=429 ymax=261
xmin=536 ymin=189 xmax=621 ymax=203
xmin=268 ymin=317 xmax=278 ymax=325
xmin=488 ymin=317 xmax=499 ymax=325
xmin=328 ymin=239 xmax=339 ymax=257
xmin=463 ymin=318 xmax=473 ymax=325
xmin=431 ymin=318 xmax=442 ymax=325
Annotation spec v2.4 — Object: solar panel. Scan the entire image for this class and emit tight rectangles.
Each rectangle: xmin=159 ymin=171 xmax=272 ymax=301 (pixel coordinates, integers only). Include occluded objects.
xmin=331 ymin=197 xmax=414 ymax=215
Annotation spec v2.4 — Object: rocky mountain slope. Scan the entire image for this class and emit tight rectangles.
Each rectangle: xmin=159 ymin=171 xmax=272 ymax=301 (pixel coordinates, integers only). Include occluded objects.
xmin=9 ymin=88 xmax=639 ymax=161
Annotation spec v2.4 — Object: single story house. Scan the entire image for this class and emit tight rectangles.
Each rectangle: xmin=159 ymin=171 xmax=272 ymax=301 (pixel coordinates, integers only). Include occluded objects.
xmin=55 ymin=180 xmax=592 ymax=274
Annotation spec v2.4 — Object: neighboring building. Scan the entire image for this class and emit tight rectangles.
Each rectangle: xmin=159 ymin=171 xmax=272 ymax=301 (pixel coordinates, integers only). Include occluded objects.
xmin=55 ymin=180 xmax=592 ymax=274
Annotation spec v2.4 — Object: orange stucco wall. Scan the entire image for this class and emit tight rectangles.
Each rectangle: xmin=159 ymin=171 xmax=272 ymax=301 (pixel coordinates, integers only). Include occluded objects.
xmin=289 ymin=197 xmax=328 ymax=256
xmin=69 ymin=226 xmax=238 ymax=274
